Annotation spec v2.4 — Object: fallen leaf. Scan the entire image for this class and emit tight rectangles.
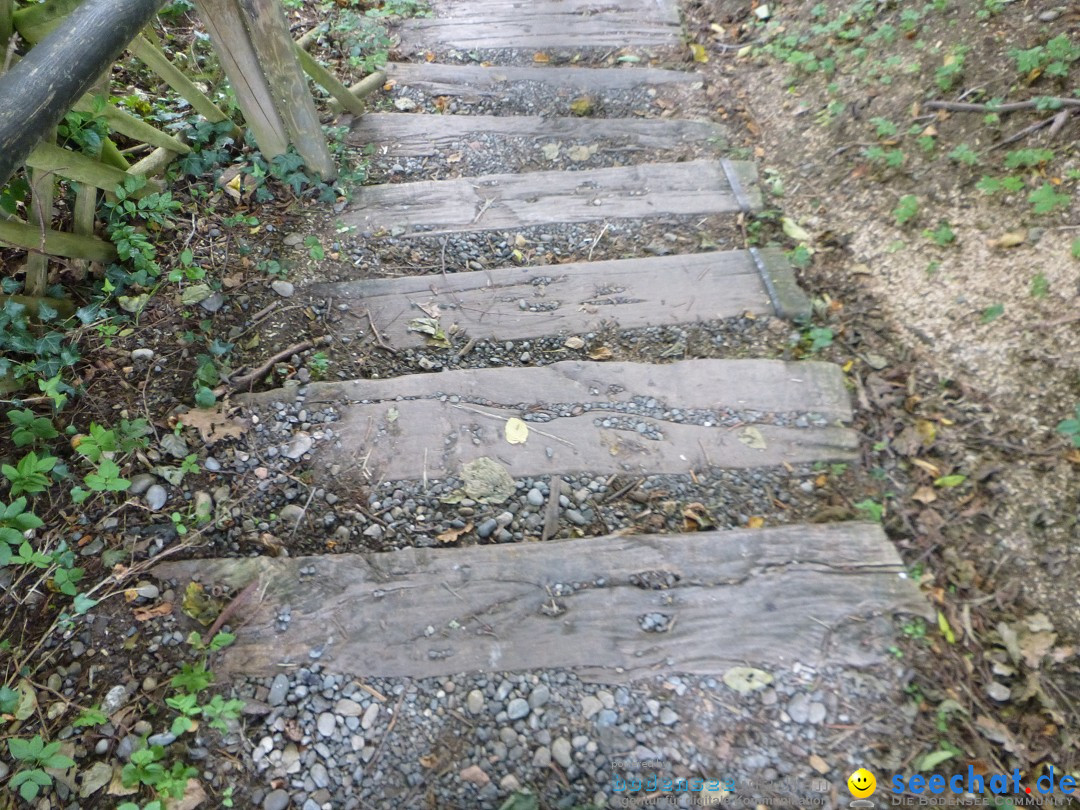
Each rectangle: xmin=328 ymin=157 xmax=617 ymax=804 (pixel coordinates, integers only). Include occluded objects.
xmin=461 ymin=457 xmax=516 ymax=504
xmin=690 ymin=42 xmax=709 ymax=63
xmin=181 ymin=582 xmax=221 ymax=627
xmin=436 ymin=522 xmax=473 ymax=544
xmin=915 ymin=419 xmax=937 ymax=445
xmin=683 ymin=502 xmax=714 ymax=530
xmin=911 ymin=458 xmax=941 ymax=476
xmin=781 ymin=216 xmax=811 ymax=242
xmin=1019 ymin=630 xmax=1057 ymax=668
xmin=747 ymin=516 xmax=765 ymax=528
xmin=737 ymin=426 xmax=767 ymax=450
xmin=540 ymin=142 xmax=560 ymax=160
xmin=179 ymin=406 xmax=247 ymax=445
xmin=988 ymin=230 xmax=1027 ymax=249
xmin=912 ymin=486 xmax=938 ymax=504
xmin=79 ymin=761 xmax=113 ymax=799
xmin=165 ymin=778 xmax=207 ymax=810
xmin=134 ymin=603 xmax=173 ymax=621
xmin=567 ymin=144 xmax=597 ymax=162
xmin=446 ymin=152 xmax=462 ymax=164
xmin=722 ymin=666 xmax=773 ymax=693
xmin=588 ymin=346 xmax=613 ymax=361
xmin=569 ymin=96 xmax=594 ymax=116
xmin=533 ymin=51 xmax=550 ymax=63
xmin=808 ymin=755 xmax=830 ymax=775
xmin=916 ymin=750 xmax=957 ymax=772
xmin=419 ymin=754 xmax=439 ymax=769
xmin=505 ymin=417 xmax=530 ymax=445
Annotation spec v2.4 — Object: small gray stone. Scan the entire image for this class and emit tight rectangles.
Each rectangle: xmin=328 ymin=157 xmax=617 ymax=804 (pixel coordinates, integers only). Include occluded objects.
xmin=363 ymin=524 xmax=384 ymax=540
xmin=310 ymin=762 xmax=330 ymax=789
xmin=317 ymin=712 xmax=336 ymax=737
xmin=145 ymin=485 xmax=167 ymax=512
xmin=532 ymin=746 xmax=551 ymax=768
xmin=807 ymin=702 xmax=827 ymax=724
xmin=466 ymin=690 xmax=485 ymax=715
xmin=147 ymin=732 xmax=176 ymax=747
xmin=361 ymin=703 xmax=380 ymax=730
xmin=268 ymin=674 xmax=289 ymax=706
xmin=160 ymin=432 xmax=188 ymax=459
xmin=477 ymin=518 xmax=498 ymax=539
xmin=204 ymin=457 xmax=222 ymax=472
xmin=552 ymin=737 xmax=572 ymax=768
xmin=335 ymin=698 xmax=363 ymax=717
xmin=131 ymin=348 xmax=155 ymax=362
xmin=659 ymin=708 xmax=679 ymax=726
xmin=284 ymin=433 xmax=313 ymax=460
xmin=271 ymin=280 xmax=295 ymax=298
xmin=199 ymin=292 xmax=225 ymax=312
xmin=528 ymin=685 xmax=550 ymax=709
xmin=128 ymin=473 xmax=157 ymax=495
xmin=787 ymin=693 xmax=811 ymax=724
xmin=506 ymin=698 xmax=530 ymax=720
xmin=526 ymin=488 xmax=544 ymax=507
xmin=263 ymin=789 xmax=290 ymax=810
xmin=581 ymin=695 xmax=603 ymax=719
xmin=280 ymin=504 xmax=306 ymax=525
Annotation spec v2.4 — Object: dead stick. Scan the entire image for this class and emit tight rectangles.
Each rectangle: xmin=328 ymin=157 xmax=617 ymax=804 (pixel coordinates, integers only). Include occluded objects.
xmin=988 ymin=114 xmax=1059 ymax=150
xmin=925 ymin=98 xmax=1080 ymax=113
xmin=365 ymin=308 xmax=398 ymax=354
xmin=216 ymin=336 xmax=331 ymax=394
xmin=205 ymin=579 xmax=258 ymax=641
xmin=1047 ymin=108 xmax=1074 ymax=139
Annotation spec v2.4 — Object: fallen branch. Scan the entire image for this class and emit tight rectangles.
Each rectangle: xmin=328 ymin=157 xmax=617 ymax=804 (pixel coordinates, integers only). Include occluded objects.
xmin=988 ymin=113 xmax=1060 ymax=150
xmin=925 ymin=98 xmax=1080 ymax=114
xmin=204 ymin=579 xmax=258 ymax=641
xmin=216 ymin=335 xmax=331 ymax=394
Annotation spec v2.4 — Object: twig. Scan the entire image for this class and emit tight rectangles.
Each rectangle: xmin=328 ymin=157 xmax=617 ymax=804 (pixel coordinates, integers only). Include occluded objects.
xmin=365 ymin=308 xmax=398 ymax=354
xmin=448 ymin=402 xmax=576 ymax=448
xmin=290 ymin=485 xmax=319 ymax=539
xmin=216 ymin=335 xmax=331 ymax=394
xmin=925 ymin=98 xmax=1080 ymax=113
xmin=1047 ymin=108 xmax=1074 ymax=139
xmin=365 ymin=692 xmax=406 ymax=775
xmin=205 ymin=579 xmax=259 ymax=641
xmin=541 ymin=476 xmax=563 ymax=542
xmin=1035 ymin=311 xmax=1080 ymax=328
xmin=988 ymin=114 xmax=1059 ymax=151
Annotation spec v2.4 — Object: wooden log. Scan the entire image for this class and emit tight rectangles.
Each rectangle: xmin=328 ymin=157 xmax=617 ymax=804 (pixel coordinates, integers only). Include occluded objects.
xmin=25 ymin=141 xmax=148 ymax=194
xmin=72 ymin=95 xmax=191 ymax=154
xmin=193 ymin=0 xmax=288 ymax=159
xmin=128 ymin=145 xmax=180 ymax=178
xmin=0 ymin=217 xmax=117 ymax=261
xmin=328 ymin=70 xmax=385 ymax=112
xmin=127 ymin=35 xmax=237 ymax=132
xmin=295 ymin=44 xmax=365 ymax=116
xmin=24 ymin=130 xmax=56 ymax=298
xmin=0 ymin=0 xmax=169 ymax=187
xmin=10 ymin=0 xmax=81 ymax=44
xmin=0 ymin=0 xmax=12 ymax=60
xmin=236 ymin=0 xmax=335 ymax=179
xmin=0 ymin=293 xmax=76 ymax=319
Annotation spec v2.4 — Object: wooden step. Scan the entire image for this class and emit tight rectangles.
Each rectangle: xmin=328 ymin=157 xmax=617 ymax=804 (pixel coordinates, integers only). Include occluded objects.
xmin=349 ymin=113 xmax=725 ymax=157
xmin=385 ymin=61 xmax=700 ymax=99
xmin=398 ymin=0 xmax=682 ymax=53
xmin=152 ymin=522 xmax=928 ymax=682
xmin=244 ymin=359 xmax=857 ymax=485
xmin=343 ymin=159 xmax=759 ymax=236
xmin=311 ymin=248 xmax=811 ymax=343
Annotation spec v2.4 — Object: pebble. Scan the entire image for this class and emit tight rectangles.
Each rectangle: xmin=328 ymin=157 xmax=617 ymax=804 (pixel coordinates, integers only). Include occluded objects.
xmin=532 ymin=746 xmax=551 ymax=768
xmin=361 ymin=703 xmax=380 ymax=730
xmin=284 ymin=434 xmax=313 ymax=460
xmin=529 ymin=685 xmax=550 ymax=709
xmin=526 ymin=488 xmax=544 ymax=506
xmin=467 ymin=690 xmax=485 ymax=715
xmin=131 ymin=348 xmax=155 ymax=362
xmin=506 ymin=698 xmax=530 ymax=720
xmin=263 ymin=789 xmax=290 ymax=810
xmin=280 ymin=504 xmax=306 ymax=525
xmin=787 ymin=694 xmax=811 ymax=724
xmin=317 ymin=712 xmax=336 ymax=736
xmin=268 ymin=674 xmax=289 ymax=706
xmin=145 ymin=485 xmax=168 ymax=511
xmin=271 ymin=280 xmax=295 ymax=298
xmin=552 ymin=737 xmax=572 ymax=768
xmin=335 ymin=698 xmax=363 ymax=717
xmin=581 ymin=695 xmax=602 ymax=719
xmin=659 ymin=708 xmax=680 ymax=726
xmin=128 ymin=473 xmax=157 ymax=495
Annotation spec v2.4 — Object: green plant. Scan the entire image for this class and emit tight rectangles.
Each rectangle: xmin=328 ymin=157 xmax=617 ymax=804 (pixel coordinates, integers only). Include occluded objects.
xmin=2 ymin=451 xmax=57 ymax=496
xmin=1003 ymin=148 xmax=1054 ymax=169
xmin=865 ymin=146 xmax=904 ymax=168
xmin=870 ymin=117 xmax=898 ymax=138
xmin=923 ymin=222 xmax=956 ymax=246
xmin=0 ymin=497 xmax=44 ymax=566
xmin=74 ymin=423 xmax=117 ymax=463
xmin=893 ymin=194 xmax=920 ymax=226
xmin=935 ymin=47 xmax=967 ymax=91
xmin=855 ymin=498 xmax=883 ymax=521
xmin=121 ymin=745 xmax=198 ymax=799
xmin=307 ymin=351 xmax=331 ymax=380
xmin=365 ymin=0 xmax=431 ymax=17
xmin=1057 ymin=405 xmax=1080 ymax=447
xmin=168 ymin=248 xmax=206 ymax=283
xmin=981 ymin=303 xmax=1004 ymax=323
xmin=805 ymin=327 xmax=834 ymax=353
xmin=7 ymin=409 xmax=59 ymax=447
xmin=1028 ymin=183 xmax=1071 ymax=214
xmin=976 ymin=175 xmax=1024 ymax=195
xmin=304 ymin=235 xmax=325 ymax=261
xmin=947 ymin=144 xmax=978 ymax=166
xmin=1010 ymin=35 xmax=1080 ymax=80
xmin=73 ymin=705 xmax=109 ymax=728
xmin=1030 ymin=273 xmax=1049 ymax=298
xmin=7 ymin=735 xmax=76 ymax=801
xmin=1072 ymin=238 xmax=1080 ymax=259
xmin=200 ymin=694 xmax=246 ymax=731
xmin=172 ymin=661 xmax=215 ymax=693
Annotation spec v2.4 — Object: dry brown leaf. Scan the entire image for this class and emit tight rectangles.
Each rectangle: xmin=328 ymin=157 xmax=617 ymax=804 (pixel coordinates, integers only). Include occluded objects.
xmin=179 ymin=406 xmax=247 ymax=445
xmin=166 ymin=778 xmax=207 ymax=810
xmin=419 ymin=753 xmax=439 ymax=769
xmin=1019 ymin=630 xmax=1057 ymax=669
xmin=747 ymin=516 xmax=765 ymax=528
xmin=915 ymin=419 xmax=937 ymax=445
xmin=988 ymin=230 xmax=1027 ymax=249
xmin=133 ymin=603 xmax=173 ymax=621
xmin=588 ymin=346 xmax=613 ymax=361
xmin=683 ymin=502 xmax=714 ymax=530
xmin=436 ymin=522 xmax=473 ymax=544
xmin=533 ymin=51 xmax=550 ymax=63
xmin=911 ymin=458 xmax=941 ymax=476
xmin=912 ymin=486 xmax=938 ymax=504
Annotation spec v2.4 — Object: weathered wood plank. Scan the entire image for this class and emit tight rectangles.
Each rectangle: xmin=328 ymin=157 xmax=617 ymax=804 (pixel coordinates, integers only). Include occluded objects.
xmin=300 ymin=400 xmax=855 ymax=482
xmin=311 ymin=251 xmax=783 ymax=347
xmin=349 ymin=113 xmax=724 ymax=157
xmin=345 ymin=160 xmax=758 ymax=235
xmin=385 ymin=62 xmax=698 ymax=98
xmin=399 ymin=0 xmax=681 ymax=51
xmin=153 ymin=523 xmax=928 ymax=681
xmin=249 ymin=358 xmax=853 ymax=422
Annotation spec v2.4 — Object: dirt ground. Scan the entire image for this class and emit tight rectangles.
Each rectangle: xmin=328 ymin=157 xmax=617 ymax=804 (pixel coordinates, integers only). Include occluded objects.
xmin=683 ymin=0 xmax=1080 ymax=779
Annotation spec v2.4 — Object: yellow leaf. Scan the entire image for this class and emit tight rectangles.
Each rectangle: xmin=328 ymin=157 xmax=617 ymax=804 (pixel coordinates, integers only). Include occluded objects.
xmin=505 ymin=418 xmax=530 ymax=445
xmin=437 ymin=522 xmax=473 ymax=544
xmin=911 ymin=458 xmax=941 ymax=476
xmin=915 ymin=419 xmax=937 ymax=445
xmin=781 ymin=217 xmax=811 ymax=242
xmin=588 ymin=346 xmax=613 ymax=361
xmin=569 ymin=96 xmax=594 ymax=117
xmin=737 ymin=426 xmax=767 ymax=450
xmin=690 ymin=42 xmax=709 ymax=63
xmin=747 ymin=516 xmax=764 ymax=528
xmin=533 ymin=52 xmax=550 ymax=63
xmin=937 ymin=611 xmax=956 ymax=644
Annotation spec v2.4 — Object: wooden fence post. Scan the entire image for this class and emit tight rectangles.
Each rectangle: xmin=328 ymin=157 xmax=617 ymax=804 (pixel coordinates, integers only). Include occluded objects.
xmin=237 ymin=0 xmax=335 ymax=180
xmin=193 ymin=0 xmax=289 ymax=160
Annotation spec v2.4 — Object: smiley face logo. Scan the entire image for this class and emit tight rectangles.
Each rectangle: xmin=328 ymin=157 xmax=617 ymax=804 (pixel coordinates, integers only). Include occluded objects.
xmin=848 ymin=769 xmax=876 ymax=799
